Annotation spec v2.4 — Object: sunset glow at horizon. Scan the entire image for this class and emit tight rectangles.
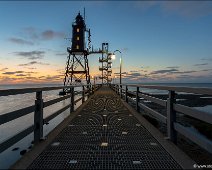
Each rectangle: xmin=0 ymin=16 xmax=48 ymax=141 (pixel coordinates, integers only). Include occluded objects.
xmin=0 ymin=1 xmax=212 ymax=84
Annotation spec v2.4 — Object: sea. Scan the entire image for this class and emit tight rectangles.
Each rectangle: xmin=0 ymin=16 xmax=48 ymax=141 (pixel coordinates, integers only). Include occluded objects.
xmin=0 ymin=83 xmax=211 ymax=169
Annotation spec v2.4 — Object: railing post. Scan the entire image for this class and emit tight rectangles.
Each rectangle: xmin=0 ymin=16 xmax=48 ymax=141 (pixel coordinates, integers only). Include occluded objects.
xmin=82 ymin=86 xmax=85 ymax=103
xmin=92 ymin=85 xmax=94 ymax=94
xmin=120 ymin=85 xmax=122 ymax=98
xmin=88 ymin=85 xmax=91 ymax=98
xmin=167 ymin=90 xmax=177 ymax=144
xmin=34 ymin=91 xmax=43 ymax=143
xmin=70 ymin=87 xmax=74 ymax=112
xmin=125 ymin=86 xmax=128 ymax=102
xmin=136 ymin=87 xmax=139 ymax=112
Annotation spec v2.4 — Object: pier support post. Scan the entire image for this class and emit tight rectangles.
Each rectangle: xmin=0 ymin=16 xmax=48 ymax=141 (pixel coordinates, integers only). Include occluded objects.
xmin=120 ymin=85 xmax=122 ymax=98
xmin=136 ymin=87 xmax=139 ymax=112
xmin=125 ymin=86 xmax=128 ymax=102
xmin=82 ymin=86 xmax=85 ymax=103
xmin=70 ymin=87 xmax=74 ymax=112
xmin=34 ymin=91 xmax=43 ymax=143
xmin=88 ymin=84 xmax=91 ymax=98
xmin=92 ymin=85 xmax=94 ymax=94
xmin=167 ymin=90 xmax=177 ymax=144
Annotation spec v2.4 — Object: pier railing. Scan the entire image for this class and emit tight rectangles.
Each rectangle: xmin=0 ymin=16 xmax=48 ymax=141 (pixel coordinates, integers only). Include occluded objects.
xmin=111 ymin=84 xmax=212 ymax=154
xmin=0 ymin=84 xmax=101 ymax=153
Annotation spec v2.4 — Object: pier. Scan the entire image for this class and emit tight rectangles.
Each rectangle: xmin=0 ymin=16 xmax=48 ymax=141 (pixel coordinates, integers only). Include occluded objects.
xmin=1 ymin=84 xmax=212 ymax=169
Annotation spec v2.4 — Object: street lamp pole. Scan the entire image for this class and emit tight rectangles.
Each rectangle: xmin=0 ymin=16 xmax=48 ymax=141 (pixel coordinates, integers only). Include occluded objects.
xmin=113 ymin=50 xmax=122 ymax=85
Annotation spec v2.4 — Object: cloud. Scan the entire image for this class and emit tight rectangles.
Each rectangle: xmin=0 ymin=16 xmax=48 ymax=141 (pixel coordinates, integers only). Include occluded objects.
xmin=26 ymin=67 xmax=37 ymax=70
xmin=24 ymin=27 xmax=39 ymax=39
xmin=25 ymin=71 xmax=37 ymax=74
xmin=16 ymin=71 xmax=24 ymax=73
xmin=176 ymin=71 xmax=197 ymax=74
xmin=193 ymin=63 xmax=208 ymax=66
xmin=2 ymin=71 xmax=24 ymax=75
xmin=14 ymin=51 xmax=45 ymax=60
xmin=141 ymin=66 xmax=150 ymax=69
xmin=201 ymin=58 xmax=212 ymax=62
xmin=41 ymin=30 xmax=65 ymax=40
xmin=0 ymin=68 xmax=8 ymax=71
xmin=162 ymin=1 xmax=212 ymax=18
xmin=166 ymin=66 xmax=179 ymax=69
xmin=150 ymin=69 xmax=196 ymax=75
xmin=16 ymin=74 xmax=27 ymax=77
xmin=201 ymin=69 xmax=212 ymax=72
xmin=2 ymin=72 xmax=16 ymax=75
xmin=38 ymin=75 xmax=63 ymax=81
xmin=114 ymin=72 xmax=128 ymax=75
xmin=130 ymin=70 xmax=139 ymax=73
xmin=134 ymin=1 xmax=212 ymax=18
xmin=150 ymin=69 xmax=178 ymax=75
xmin=177 ymin=75 xmax=192 ymax=79
xmin=8 ymin=38 xmax=34 ymax=45
xmin=56 ymin=52 xmax=67 ymax=56
xmin=122 ymin=72 xmax=128 ymax=75
xmin=1 ymin=70 xmax=36 ymax=76
xmin=18 ymin=61 xmax=49 ymax=66
xmin=129 ymin=73 xmax=142 ymax=77
xmin=22 ymin=27 xmax=65 ymax=41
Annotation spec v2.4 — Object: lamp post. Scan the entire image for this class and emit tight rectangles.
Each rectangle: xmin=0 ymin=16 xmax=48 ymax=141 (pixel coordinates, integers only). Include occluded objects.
xmin=111 ymin=50 xmax=122 ymax=85
xmin=91 ymin=76 xmax=96 ymax=92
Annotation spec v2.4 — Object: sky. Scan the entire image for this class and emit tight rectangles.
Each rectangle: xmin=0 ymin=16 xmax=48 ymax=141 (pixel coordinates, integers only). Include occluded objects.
xmin=0 ymin=1 xmax=212 ymax=84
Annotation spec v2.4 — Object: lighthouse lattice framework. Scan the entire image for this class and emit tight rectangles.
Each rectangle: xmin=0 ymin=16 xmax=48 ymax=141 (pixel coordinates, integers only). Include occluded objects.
xmin=62 ymin=12 xmax=91 ymax=92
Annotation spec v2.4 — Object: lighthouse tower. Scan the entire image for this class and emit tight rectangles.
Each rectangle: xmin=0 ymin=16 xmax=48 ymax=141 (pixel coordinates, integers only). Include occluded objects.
xmin=61 ymin=12 xmax=91 ymax=94
xmin=71 ymin=13 xmax=86 ymax=52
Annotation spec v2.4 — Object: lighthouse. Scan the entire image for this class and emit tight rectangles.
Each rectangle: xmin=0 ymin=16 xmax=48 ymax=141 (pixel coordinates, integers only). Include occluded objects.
xmin=71 ymin=12 xmax=86 ymax=52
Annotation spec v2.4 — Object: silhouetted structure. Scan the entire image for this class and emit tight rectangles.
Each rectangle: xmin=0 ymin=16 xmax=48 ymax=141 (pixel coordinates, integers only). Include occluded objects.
xmin=61 ymin=12 xmax=91 ymax=94
xmin=99 ymin=43 xmax=112 ymax=84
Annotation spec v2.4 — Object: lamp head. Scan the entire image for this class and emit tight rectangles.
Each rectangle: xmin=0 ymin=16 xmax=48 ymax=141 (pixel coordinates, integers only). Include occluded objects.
xmin=111 ymin=54 xmax=116 ymax=60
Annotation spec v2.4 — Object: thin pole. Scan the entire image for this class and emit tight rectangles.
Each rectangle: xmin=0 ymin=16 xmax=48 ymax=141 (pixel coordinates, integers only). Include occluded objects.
xmin=120 ymin=57 xmax=122 ymax=85
xmin=113 ymin=50 xmax=122 ymax=86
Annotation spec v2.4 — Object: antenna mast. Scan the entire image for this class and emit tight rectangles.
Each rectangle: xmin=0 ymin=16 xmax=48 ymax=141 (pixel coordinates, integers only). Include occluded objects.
xmin=84 ymin=7 xmax=85 ymax=22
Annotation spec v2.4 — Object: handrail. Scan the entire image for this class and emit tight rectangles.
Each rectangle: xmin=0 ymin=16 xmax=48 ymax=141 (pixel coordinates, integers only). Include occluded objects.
xmin=0 ymin=84 xmax=102 ymax=153
xmin=110 ymin=83 xmax=212 ymax=154
xmin=0 ymin=105 xmax=35 ymax=125
xmin=0 ymin=85 xmax=88 ymax=97
xmin=114 ymin=83 xmax=212 ymax=95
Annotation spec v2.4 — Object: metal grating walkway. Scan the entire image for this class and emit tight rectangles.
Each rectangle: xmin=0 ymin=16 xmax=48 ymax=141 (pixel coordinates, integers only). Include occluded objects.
xmin=28 ymin=86 xmax=181 ymax=169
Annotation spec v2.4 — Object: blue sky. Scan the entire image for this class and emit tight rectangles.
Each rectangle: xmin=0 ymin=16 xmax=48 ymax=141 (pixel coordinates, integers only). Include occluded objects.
xmin=0 ymin=1 xmax=212 ymax=84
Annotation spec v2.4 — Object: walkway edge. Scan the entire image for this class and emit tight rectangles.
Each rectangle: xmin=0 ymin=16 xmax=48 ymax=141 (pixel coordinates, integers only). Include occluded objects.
xmin=120 ymin=98 xmax=196 ymax=169
xmin=10 ymin=95 xmax=94 ymax=170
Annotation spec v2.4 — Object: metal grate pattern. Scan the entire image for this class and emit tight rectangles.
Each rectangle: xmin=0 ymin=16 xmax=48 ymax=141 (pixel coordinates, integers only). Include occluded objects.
xmin=28 ymin=86 xmax=181 ymax=169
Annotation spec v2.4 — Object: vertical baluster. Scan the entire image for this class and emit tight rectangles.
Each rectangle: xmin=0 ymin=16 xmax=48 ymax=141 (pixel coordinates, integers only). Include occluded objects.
xmin=70 ymin=87 xmax=74 ymax=112
xmin=136 ymin=87 xmax=140 ymax=112
xmin=125 ymin=86 xmax=128 ymax=102
xmin=167 ymin=90 xmax=177 ymax=144
xmin=82 ymin=86 xmax=85 ymax=103
xmin=120 ymin=85 xmax=122 ymax=98
xmin=34 ymin=91 xmax=43 ymax=143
